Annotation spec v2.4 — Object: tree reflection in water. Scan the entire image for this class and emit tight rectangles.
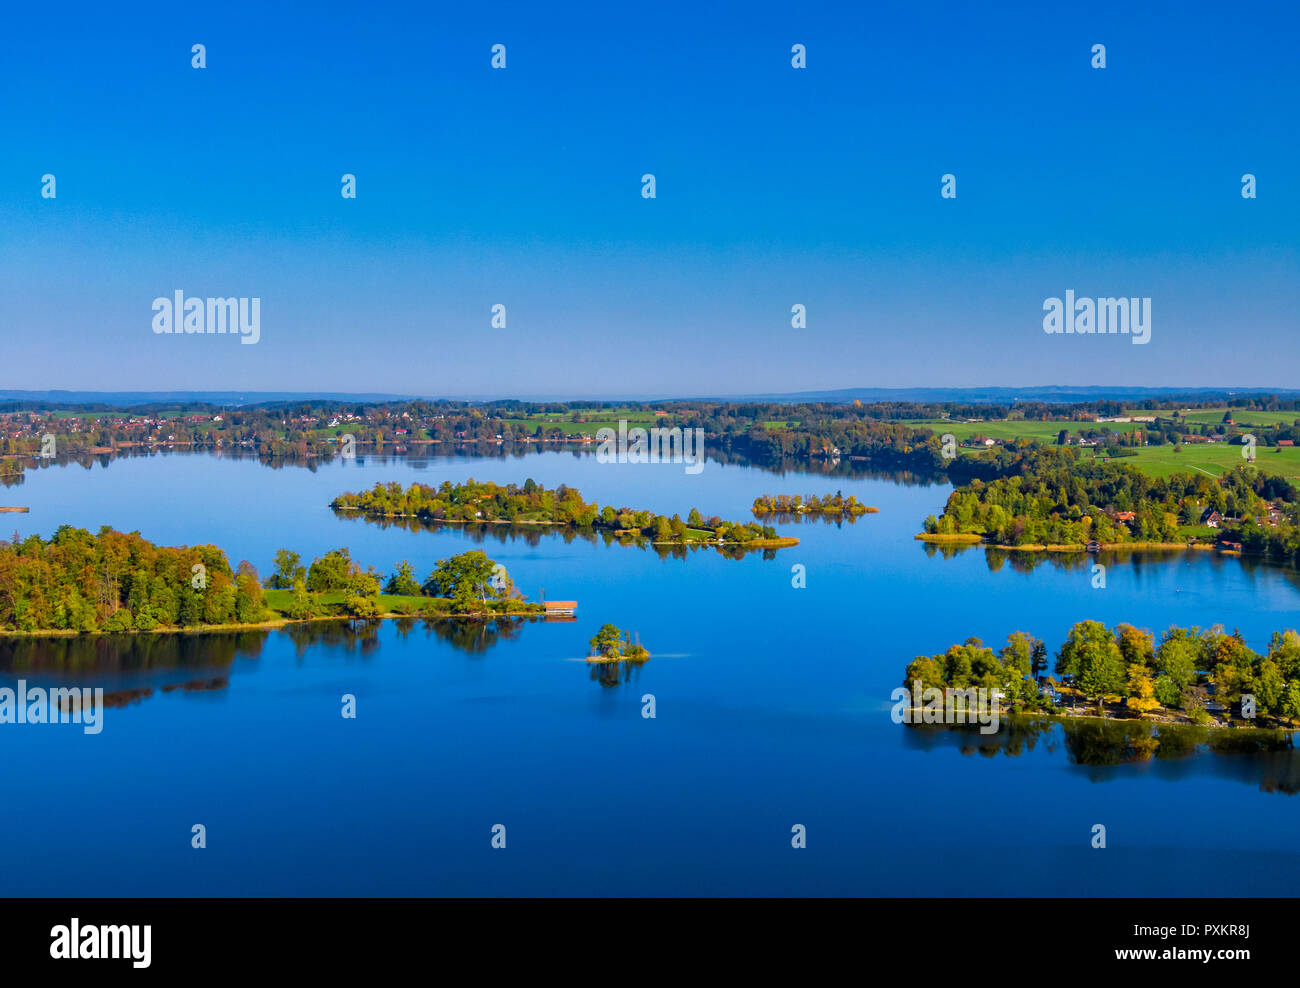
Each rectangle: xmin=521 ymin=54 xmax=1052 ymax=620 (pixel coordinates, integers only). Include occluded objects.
xmin=0 ymin=614 xmax=540 ymax=710
xmin=333 ymin=509 xmax=786 ymax=562
xmin=918 ymin=539 xmax=1300 ymax=595
xmin=588 ymin=656 xmax=649 ymax=689
xmin=902 ymin=715 xmax=1300 ymax=793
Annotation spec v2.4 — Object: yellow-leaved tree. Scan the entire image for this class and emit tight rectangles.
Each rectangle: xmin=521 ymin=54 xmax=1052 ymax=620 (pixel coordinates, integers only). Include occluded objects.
xmin=1126 ymin=663 xmax=1160 ymax=717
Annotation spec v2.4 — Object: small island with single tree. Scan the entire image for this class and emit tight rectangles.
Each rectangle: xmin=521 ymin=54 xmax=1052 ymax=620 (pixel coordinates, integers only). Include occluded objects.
xmin=587 ymin=624 xmax=650 ymax=664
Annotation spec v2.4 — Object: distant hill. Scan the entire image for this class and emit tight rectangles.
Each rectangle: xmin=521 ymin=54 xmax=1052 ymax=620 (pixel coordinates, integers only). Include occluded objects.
xmin=720 ymin=386 xmax=1300 ymax=405
xmin=2 ymin=386 xmax=1299 ymax=408
xmin=0 ymin=390 xmax=414 ymax=407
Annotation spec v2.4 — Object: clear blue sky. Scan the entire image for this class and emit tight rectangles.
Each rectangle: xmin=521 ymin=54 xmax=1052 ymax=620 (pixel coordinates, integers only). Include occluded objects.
xmin=1 ymin=0 xmax=1296 ymax=397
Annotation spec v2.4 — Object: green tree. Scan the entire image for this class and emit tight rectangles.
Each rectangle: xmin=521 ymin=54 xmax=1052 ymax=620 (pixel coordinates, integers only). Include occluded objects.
xmin=589 ymin=623 xmax=624 ymax=659
xmin=999 ymin=631 xmax=1041 ymax=680
xmin=903 ymin=655 xmax=945 ymax=691
xmin=268 ymin=549 xmax=305 ymax=589
xmin=1155 ymin=629 xmax=1198 ymax=689
xmin=285 ymin=574 xmax=316 ymax=619
xmin=346 ymin=595 xmax=380 ymax=620
xmin=1254 ymin=659 xmax=1285 ymax=715
xmin=385 ymin=559 xmax=421 ymax=596
xmin=1057 ymin=620 xmax=1126 ymax=706
xmin=422 ymin=550 xmax=498 ymax=613
xmin=1282 ymin=681 xmax=1300 ymax=723
xmin=1153 ymin=675 xmax=1180 ymax=708
xmin=347 ymin=566 xmax=384 ymax=598
xmin=307 ymin=548 xmax=354 ymax=592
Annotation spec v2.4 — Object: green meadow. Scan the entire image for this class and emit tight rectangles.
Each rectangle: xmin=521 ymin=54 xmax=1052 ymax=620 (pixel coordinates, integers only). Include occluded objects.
xmin=503 ymin=408 xmax=661 ymax=435
xmin=1113 ymin=443 xmax=1300 ymax=481
xmin=904 ymin=418 xmax=1144 ymax=441
xmin=901 ymin=417 xmax=1300 ymax=480
xmin=262 ymin=588 xmax=437 ymax=612
xmin=1124 ymin=407 xmax=1300 ymax=428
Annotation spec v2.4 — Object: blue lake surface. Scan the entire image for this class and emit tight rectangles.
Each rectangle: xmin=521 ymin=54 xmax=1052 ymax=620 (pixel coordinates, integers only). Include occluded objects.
xmin=3 ymin=449 xmax=1300 ymax=896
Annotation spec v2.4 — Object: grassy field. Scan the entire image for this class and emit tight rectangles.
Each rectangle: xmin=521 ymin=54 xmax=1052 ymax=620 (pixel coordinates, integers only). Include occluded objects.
xmin=901 ymin=417 xmax=1300 ymax=480
xmin=507 ymin=406 xmax=655 ymax=420
xmin=503 ymin=411 xmax=659 ymax=436
xmin=263 ymin=588 xmax=437 ymax=611
xmin=1124 ymin=407 xmax=1300 ymax=428
xmin=47 ymin=408 xmax=193 ymax=420
xmin=1108 ymin=443 xmax=1300 ymax=480
xmin=905 ymin=418 xmax=1144 ymax=441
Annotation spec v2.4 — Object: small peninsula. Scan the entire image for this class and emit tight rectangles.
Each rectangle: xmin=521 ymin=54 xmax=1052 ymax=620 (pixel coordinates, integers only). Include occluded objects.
xmin=917 ymin=446 xmax=1298 ymax=558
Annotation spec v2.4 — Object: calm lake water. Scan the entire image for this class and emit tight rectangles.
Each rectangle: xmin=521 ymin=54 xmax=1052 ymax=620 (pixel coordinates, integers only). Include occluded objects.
xmin=4 ymin=449 xmax=1300 ymax=896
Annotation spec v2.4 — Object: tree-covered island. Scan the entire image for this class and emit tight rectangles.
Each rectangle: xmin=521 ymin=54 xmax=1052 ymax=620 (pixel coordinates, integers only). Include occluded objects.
xmin=0 ymin=526 xmax=542 ymax=635
xmin=904 ymin=620 xmax=1300 ymax=729
xmin=751 ymin=492 xmax=878 ymax=517
xmin=587 ymin=623 xmax=650 ymax=664
xmin=330 ymin=479 xmax=798 ymax=549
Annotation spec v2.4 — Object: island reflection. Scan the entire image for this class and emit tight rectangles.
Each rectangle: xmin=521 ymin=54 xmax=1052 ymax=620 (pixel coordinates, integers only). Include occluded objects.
xmin=0 ymin=615 xmax=539 ymax=709
xmin=918 ymin=539 xmax=1300 ymax=591
xmin=904 ymin=715 xmax=1300 ymax=794
xmin=11 ymin=444 xmax=952 ymax=487
xmin=331 ymin=508 xmax=786 ymax=561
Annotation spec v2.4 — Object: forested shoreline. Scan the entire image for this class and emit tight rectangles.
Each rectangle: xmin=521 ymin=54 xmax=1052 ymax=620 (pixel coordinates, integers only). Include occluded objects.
xmin=922 ymin=447 xmax=1300 ymax=559
xmin=0 ymin=526 xmax=540 ymax=634
xmin=906 ymin=621 xmax=1300 ymax=728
